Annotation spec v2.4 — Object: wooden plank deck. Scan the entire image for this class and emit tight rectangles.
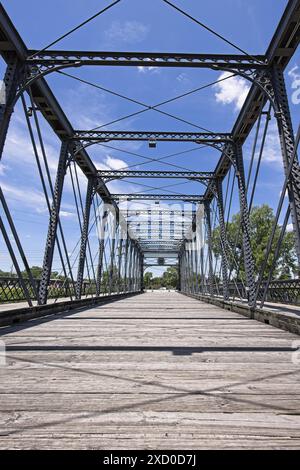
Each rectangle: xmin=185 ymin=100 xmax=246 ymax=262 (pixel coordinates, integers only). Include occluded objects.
xmin=0 ymin=291 xmax=300 ymax=449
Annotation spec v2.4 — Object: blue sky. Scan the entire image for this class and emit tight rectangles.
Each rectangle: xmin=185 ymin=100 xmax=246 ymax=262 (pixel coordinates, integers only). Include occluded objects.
xmin=0 ymin=0 xmax=299 ymax=276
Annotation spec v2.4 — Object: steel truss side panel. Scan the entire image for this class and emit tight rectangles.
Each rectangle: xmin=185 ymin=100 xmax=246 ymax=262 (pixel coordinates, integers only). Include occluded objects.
xmin=38 ymin=141 xmax=69 ymax=304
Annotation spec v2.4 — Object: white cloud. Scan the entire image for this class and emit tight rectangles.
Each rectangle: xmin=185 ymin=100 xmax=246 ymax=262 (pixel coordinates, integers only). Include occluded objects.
xmin=3 ymin=122 xmax=59 ymax=175
xmin=214 ymin=71 xmax=250 ymax=111
xmin=176 ymin=73 xmax=190 ymax=84
xmin=106 ymin=155 xmax=128 ymax=170
xmin=257 ymin=121 xmax=282 ymax=166
xmin=97 ymin=155 xmax=128 ymax=171
xmin=137 ymin=58 xmax=160 ymax=74
xmin=60 ymin=210 xmax=75 ymax=218
xmin=287 ymin=223 xmax=294 ymax=232
xmin=104 ymin=20 xmax=150 ymax=46
xmin=0 ymin=181 xmax=47 ymax=210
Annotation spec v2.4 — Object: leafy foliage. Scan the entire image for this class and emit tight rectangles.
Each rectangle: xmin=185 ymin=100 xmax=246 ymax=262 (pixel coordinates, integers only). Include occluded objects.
xmin=212 ymin=204 xmax=297 ymax=280
xmin=144 ymin=267 xmax=178 ymax=289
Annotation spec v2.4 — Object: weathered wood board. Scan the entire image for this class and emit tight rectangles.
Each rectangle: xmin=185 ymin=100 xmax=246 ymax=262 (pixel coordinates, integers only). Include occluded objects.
xmin=0 ymin=291 xmax=300 ymax=449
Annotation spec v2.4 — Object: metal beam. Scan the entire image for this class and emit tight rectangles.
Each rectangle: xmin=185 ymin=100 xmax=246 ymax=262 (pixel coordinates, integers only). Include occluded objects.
xmin=123 ymin=209 xmax=196 ymax=216
xmin=75 ymin=178 xmax=94 ymax=300
xmin=143 ymin=253 xmax=179 ymax=258
xmin=27 ymin=50 xmax=267 ymax=70
xmin=112 ymin=194 xmax=204 ymax=202
xmin=128 ymin=220 xmax=191 ymax=226
xmin=144 ymin=264 xmax=178 ymax=267
xmin=38 ymin=141 xmax=69 ymax=304
xmin=98 ymin=170 xmax=215 ymax=180
xmin=73 ymin=130 xmax=231 ymax=143
xmin=204 ymin=0 xmax=300 ymax=202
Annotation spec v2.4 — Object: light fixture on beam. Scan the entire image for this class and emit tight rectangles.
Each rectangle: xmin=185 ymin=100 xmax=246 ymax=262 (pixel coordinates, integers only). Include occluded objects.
xmin=148 ymin=140 xmax=157 ymax=148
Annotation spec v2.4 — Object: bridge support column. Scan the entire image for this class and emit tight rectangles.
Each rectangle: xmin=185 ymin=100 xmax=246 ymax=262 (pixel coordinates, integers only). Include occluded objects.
xmin=109 ymin=229 xmax=116 ymax=295
xmin=75 ymin=178 xmax=94 ymax=300
xmin=180 ymin=250 xmax=184 ymax=292
xmin=38 ymin=141 xmax=69 ymax=304
xmin=117 ymin=234 xmax=124 ymax=294
xmin=177 ymin=254 xmax=181 ymax=291
xmin=183 ymin=245 xmax=188 ymax=292
xmin=271 ymin=66 xmax=300 ymax=268
xmin=234 ymin=143 xmax=256 ymax=307
xmin=123 ymin=236 xmax=129 ymax=292
xmin=204 ymin=201 xmax=214 ymax=296
xmin=191 ymin=240 xmax=195 ymax=293
xmin=186 ymin=242 xmax=191 ymax=293
xmin=140 ymin=252 xmax=144 ymax=292
xmin=127 ymin=241 xmax=133 ymax=291
xmin=96 ymin=209 xmax=107 ymax=296
xmin=133 ymin=246 xmax=139 ymax=291
xmin=216 ymin=179 xmax=229 ymax=300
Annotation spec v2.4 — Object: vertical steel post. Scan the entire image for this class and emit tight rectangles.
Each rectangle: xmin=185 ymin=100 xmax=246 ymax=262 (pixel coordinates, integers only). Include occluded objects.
xmin=177 ymin=253 xmax=181 ymax=291
xmin=96 ymin=209 xmax=107 ymax=297
xmin=204 ymin=201 xmax=214 ymax=297
xmin=117 ymin=233 xmax=123 ymax=294
xmin=38 ymin=141 xmax=69 ymax=304
xmin=109 ymin=226 xmax=117 ymax=294
xmin=183 ymin=245 xmax=188 ymax=293
xmin=216 ymin=179 xmax=229 ymax=300
xmin=75 ymin=178 xmax=94 ymax=299
xmin=180 ymin=250 xmax=184 ymax=292
xmin=272 ymin=66 xmax=300 ymax=267
xmin=140 ymin=251 xmax=144 ymax=291
xmin=133 ymin=246 xmax=138 ymax=291
xmin=123 ymin=236 xmax=129 ymax=292
xmin=234 ymin=143 xmax=256 ymax=306
xmin=127 ymin=240 xmax=133 ymax=291
xmin=190 ymin=238 xmax=196 ymax=293
xmin=195 ymin=230 xmax=199 ymax=294
xmin=187 ymin=242 xmax=193 ymax=293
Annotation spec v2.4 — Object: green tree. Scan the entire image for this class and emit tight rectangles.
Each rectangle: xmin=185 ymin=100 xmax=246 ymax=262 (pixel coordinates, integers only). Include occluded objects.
xmin=162 ymin=267 xmax=178 ymax=288
xmin=144 ymin=267 xmax=178 ymax=289
xmin=212 ymin=204 xmax=297 ymax=281
xmin=0 ymin=269 xmax=15 ymax=278
xmin=23 ymin=266 xmax=43 ymax=279
xmin=144 ymin=271 xmax=153 ymax=288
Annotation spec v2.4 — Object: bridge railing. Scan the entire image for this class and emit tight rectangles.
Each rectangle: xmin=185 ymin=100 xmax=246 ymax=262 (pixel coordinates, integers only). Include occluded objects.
xmin=183 ymin=277 xmax=300 ymax=307
xmin=1 ymin=276 xmax=300 ymax=306
xmin=0 ymin=277 xmax=111 ymax=303
xmin=216 ymin=279 xmax=300 ymax=306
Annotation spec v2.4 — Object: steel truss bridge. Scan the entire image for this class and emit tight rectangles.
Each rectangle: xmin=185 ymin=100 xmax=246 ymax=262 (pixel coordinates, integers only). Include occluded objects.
xmin=2 ymin=1 xmax=300 ymax=450
xmin=0 ymin=0 xmax=300 ymax=320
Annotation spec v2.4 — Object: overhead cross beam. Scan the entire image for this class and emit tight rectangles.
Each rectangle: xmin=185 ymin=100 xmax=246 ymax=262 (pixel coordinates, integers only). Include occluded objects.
xmin=123 ymin=210 xmax=197 ymax=216
xmin=111 ymin=194 xmax=204 ymax=202
xmin=128 ymin=221 xmax=192 ymax=225
xmin=98 ymin=170 xmax=215 ymax=180
xmin=73 ymin=130 xmax=232 ymax=143
xmin=26 ymin=51 xmax=267 ymax=70
xmin=143 ymin=252 xmax=178 ymax=257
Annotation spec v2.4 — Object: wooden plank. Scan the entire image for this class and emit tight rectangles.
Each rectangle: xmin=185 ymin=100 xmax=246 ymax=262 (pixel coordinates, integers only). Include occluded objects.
xmin=0 ymin=291 xmax=300 ymax=449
